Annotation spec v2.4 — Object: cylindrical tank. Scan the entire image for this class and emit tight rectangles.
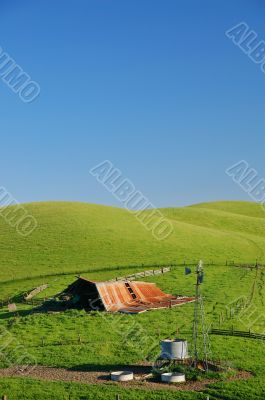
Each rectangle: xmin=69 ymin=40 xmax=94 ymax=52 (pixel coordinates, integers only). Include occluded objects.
xmin=161 ymin=372 xmax=186 ymax=383
xmin=160 ymin=339 xmax=188 ymax=360
xmin=110 ymin=371 xmax=134 ymax=382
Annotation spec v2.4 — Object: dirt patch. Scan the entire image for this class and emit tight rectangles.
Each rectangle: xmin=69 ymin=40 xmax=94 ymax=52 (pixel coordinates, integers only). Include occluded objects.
xmin=0 ymin=366 xmax=253 ymax=392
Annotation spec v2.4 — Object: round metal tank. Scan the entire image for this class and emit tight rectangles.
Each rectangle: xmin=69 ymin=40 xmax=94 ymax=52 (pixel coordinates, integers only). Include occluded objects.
xmin=110 ymin=371 xmax=134 ymax=382
xmin=161 ymin=372 xmax=186 ymax=383
xmin=160 ymin=339 xmax=188 ymax=360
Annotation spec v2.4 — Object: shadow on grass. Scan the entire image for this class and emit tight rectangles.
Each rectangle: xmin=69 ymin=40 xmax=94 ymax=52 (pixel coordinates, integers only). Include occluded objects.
xmin=0 ymin=301 xmax=67 ymax=320
xmin=0 ymin=309 xmax=33 ymax=320
xmin=68 ymin=364 xmax=152 ymax=373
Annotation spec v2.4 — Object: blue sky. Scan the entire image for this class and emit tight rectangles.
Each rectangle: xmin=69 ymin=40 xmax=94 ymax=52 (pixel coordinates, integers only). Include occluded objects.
xmin=0 ymin=0 xmax=264 ymax=208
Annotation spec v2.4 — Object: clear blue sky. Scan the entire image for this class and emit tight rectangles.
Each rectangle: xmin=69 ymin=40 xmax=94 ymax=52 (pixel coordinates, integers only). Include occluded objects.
xmin=0 ymin=0 xmax=264 ymax=208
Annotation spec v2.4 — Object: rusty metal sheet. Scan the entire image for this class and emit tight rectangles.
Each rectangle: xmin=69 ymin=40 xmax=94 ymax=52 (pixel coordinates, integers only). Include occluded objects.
xmin=95 ymin=280 xmax=195 ymax=314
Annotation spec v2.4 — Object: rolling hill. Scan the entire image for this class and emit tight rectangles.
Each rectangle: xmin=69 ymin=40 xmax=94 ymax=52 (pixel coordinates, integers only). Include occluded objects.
xmin=0 ymin=200 xmax=264 ymax=282
xmin=1 ymin=200 xmax=265 ymax=400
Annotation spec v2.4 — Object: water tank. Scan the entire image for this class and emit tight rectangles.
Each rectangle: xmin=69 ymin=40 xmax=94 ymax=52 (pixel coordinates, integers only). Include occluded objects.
xmin=110 ymin=371 xmax=134 ymax=382
xmin=161 ymin=372 xmax=186 ymax=383
xmin=160 ymin=339 xmax=188 ymax=360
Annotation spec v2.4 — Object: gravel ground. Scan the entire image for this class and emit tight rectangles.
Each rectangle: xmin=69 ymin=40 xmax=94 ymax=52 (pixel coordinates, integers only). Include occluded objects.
xmin=0 ymin=366 xmax=252 ymax=392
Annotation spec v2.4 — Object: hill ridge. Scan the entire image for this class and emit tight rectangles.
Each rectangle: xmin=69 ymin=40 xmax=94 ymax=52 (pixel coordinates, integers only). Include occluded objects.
xmin=0 ymin=200 xmax=264 ymax=281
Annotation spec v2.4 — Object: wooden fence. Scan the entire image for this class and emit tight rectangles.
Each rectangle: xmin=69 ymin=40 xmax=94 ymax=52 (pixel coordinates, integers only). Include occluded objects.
xmin=1 ymin=259 xmax=263 ymax=309
xmin=210 ymin=328 xmax=265 ymax=340
xmin=24 ymin=284 xmax=49 ymax=301
xmin=108 ymin=266 xmax=171 ymax=282
xmin=1 ymin=259 xmax=258 ymax=284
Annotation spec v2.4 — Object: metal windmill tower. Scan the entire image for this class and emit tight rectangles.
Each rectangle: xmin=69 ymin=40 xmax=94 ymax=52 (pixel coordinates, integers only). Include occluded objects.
xmin=191 ymin=260 xmax=211 ymax=371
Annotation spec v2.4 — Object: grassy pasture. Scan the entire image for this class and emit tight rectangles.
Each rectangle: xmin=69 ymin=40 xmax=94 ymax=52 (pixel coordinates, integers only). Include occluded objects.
xmin=0 ymin=377 xmax=205 ymax=400
xmin=0 ymin=201 xmax=265 ymax=282
xmin=1 ymin=264 xmax=265 ymax=399
xmin=1 ymin=201 xmax=265 ymax=399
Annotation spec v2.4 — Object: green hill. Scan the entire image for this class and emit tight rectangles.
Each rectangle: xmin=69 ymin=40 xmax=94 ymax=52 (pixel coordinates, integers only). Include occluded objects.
xmin=1 ymin=200 xmax=265 ymax=400
xmin=0 ymin=200 xmax=264 ymax=281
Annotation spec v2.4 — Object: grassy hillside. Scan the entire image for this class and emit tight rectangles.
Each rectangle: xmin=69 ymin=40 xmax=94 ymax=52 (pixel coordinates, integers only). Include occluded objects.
xmin=0 ymin=200 xmax=264 ymax=281
xmin=1 ymin=264 xmax=265 ymax=399
xmin=1 ymin=200 xmax=265 ymax=399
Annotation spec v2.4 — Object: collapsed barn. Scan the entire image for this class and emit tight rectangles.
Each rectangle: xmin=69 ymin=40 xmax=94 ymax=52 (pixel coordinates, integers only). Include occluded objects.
xmin=59 ymin=277 xmax=195 ymax=314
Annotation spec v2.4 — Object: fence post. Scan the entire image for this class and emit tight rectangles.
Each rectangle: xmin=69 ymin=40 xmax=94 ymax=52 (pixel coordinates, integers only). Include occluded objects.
xmin=116 ymin=395 xmax=120 ymax=400
xmin=78 ymin=334 xmax=82 ymax=344
xmin=2 ymin=395 xmax=8 ymax=400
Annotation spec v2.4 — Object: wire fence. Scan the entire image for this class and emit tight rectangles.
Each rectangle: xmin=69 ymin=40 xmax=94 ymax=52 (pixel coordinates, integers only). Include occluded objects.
xmin=2 ymin=258 xmax=264 ymax=284
xmin=0 ymin=259 xmax=263 ymax=309
xmin=21 ymin=334 xmax=107 ymax=348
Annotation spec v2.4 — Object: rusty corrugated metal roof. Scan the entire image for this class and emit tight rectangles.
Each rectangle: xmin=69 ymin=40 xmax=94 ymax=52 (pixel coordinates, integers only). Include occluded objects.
xmin=94 ymin=280 xmax=194 ymax=314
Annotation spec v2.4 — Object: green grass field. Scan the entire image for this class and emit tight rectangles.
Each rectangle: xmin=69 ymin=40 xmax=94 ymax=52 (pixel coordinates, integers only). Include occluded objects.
xmin=1 ymin=200 xmax=265 ymax=282
xmin=1 ymin=201 xmax=265 ymax=399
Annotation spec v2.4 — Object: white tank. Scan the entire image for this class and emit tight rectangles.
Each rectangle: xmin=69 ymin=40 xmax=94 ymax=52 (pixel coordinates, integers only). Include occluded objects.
xmin=161 ymin=372 xmax=186 ymax=383
xmin=111 ymin=371 xmax=134 ymax=382
xmin=160 ymin=339 xmax=188 ymax=360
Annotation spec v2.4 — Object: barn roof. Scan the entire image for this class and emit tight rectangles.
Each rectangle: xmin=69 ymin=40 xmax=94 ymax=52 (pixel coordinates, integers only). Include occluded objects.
xmin=65 ymin=277 xmax=194 ymax=314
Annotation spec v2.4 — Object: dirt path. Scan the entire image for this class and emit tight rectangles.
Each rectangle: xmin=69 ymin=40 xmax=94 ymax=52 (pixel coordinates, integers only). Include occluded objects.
xmin=0 ymin=366 xmax=252 ymax=392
